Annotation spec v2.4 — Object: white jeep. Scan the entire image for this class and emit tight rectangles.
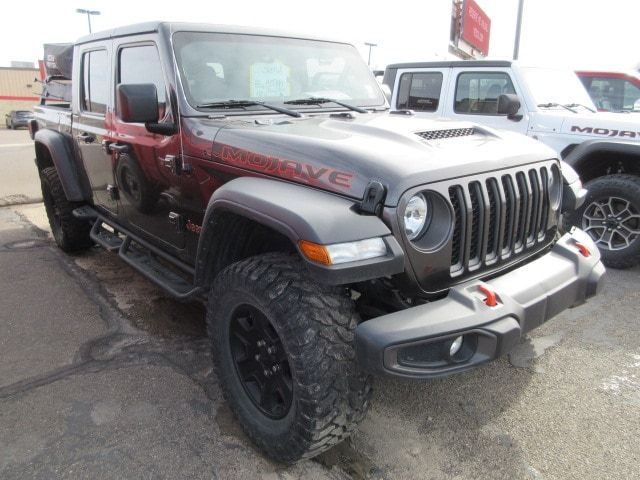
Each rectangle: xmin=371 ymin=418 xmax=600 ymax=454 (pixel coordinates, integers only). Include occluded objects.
xmin=383 ymin=61 xmax=640 ymax=268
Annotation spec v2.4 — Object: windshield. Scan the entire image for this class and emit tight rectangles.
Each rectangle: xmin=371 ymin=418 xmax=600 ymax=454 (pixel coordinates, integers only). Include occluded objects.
xmin=173 ymin=32 xmax=385 ymax=111
xmin=520 ymin=67 xmax=597 ymax=110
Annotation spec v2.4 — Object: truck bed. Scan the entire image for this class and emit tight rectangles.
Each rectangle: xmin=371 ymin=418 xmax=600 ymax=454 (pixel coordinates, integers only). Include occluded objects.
xmin=34 ymin=104 xmax=72 ymax=134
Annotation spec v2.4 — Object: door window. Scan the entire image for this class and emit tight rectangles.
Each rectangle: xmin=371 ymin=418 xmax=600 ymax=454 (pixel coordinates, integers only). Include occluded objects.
xmin=396 ymin=72 xmax=443 ymax=111
xmin=585 ymin=77 xmax=640 ymax=111
xmin=81 ymin=50 xmax=109 ymax=114
xmin=118 ymin=45 xmax=167 ymax=115
xmin=623 ymin=81 xmax=640 ymax=111
xmin=454 ymin=72 xmax=515 ymax=115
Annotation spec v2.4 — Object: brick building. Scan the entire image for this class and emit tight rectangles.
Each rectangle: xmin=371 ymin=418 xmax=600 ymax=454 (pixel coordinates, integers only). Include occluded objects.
xmin=0 ymin=67 xmax=41 ymax=119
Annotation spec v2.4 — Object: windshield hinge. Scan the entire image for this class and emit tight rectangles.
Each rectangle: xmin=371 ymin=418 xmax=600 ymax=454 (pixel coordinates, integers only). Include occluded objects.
xmin=360 ymin=180 xmax=386 ymax=216
xmin=161 ymin=155 xmax=192 ymax=176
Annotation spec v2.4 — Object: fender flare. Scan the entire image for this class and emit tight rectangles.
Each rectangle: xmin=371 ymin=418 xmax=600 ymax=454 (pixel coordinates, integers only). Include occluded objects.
xmin=194 ymin=177 xmax=405 ymax=286
xmin=34 ymin=129 xmax=90 ymax=202
xmin=563 ymin=139 xmax=640 ymax=174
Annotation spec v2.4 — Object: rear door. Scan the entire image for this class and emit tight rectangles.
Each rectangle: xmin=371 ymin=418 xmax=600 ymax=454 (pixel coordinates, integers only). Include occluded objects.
xmin=391 ymin=68 xmax=448 ymax=117
xmin=445 ymin=67 xmax=528 ymax=134
xmin=74 ymin=42 xmax=117 ymax=213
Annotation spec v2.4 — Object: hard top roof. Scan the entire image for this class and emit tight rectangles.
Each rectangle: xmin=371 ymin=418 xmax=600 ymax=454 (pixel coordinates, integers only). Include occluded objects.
xmin=76 ymin=21 xmax=346 ymax=45
xmin=385 ymin=60 xmax=513 ymax=69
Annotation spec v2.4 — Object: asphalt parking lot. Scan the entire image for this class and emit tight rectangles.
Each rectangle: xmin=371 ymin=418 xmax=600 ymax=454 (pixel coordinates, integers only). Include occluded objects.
xmin=0 ymin=129 xmax=639 ymax=479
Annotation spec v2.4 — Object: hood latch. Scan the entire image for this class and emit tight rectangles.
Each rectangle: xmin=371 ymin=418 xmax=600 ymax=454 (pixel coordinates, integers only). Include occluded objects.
xmin=360 ymin=180 xmax=386 ymax=216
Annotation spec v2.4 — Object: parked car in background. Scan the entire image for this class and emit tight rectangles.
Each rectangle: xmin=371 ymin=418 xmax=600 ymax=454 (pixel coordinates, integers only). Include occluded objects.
xmin=5 ymin=110 xmax=34 ymax=129
xmin=577 ymin=71 xmax=640 ymax=113
xmin=383 ymin=61 xmax=640 ymax=269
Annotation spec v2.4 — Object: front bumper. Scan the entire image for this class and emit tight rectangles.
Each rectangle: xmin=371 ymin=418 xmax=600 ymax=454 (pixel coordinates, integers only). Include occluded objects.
xmin=355 ymin=228 xmax=605 ymax=379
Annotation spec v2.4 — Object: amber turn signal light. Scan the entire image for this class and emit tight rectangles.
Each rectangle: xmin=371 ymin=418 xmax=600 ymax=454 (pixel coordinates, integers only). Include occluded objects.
xmin=298 ymin=240 xmax=332 ymax=265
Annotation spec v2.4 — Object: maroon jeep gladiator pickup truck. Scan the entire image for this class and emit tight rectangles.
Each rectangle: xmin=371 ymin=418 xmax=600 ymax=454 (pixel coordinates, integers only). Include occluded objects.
xmin=31 ymin=22 xmax=604 ymax=462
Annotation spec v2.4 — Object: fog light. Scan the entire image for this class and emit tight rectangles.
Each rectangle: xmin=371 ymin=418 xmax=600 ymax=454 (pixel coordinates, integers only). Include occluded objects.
xmin=449 ymin=336 xmax=464 ymax=356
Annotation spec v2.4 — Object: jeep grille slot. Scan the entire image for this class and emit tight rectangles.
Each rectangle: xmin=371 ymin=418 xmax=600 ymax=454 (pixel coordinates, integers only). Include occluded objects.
xmin=416 ymin=127 xmax=475 ymax=141
xmin=449 ymin=166 xmax=553 ymax=276
xmin=448 ymin=186 xmax=465 ymax=268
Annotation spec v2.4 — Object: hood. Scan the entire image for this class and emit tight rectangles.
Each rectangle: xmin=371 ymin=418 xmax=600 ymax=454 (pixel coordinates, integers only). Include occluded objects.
xmin=204 ymin=113 xmax=557 ymax=206
xmin=532 ymin=109 xmax=640 ymax=142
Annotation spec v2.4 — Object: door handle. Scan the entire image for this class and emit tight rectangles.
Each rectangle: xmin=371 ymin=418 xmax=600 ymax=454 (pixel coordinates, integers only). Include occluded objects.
xmin=76 ymin=132 xmax=95 ymax=143
xmin=108 ymin=143 xmax=131 ymax=154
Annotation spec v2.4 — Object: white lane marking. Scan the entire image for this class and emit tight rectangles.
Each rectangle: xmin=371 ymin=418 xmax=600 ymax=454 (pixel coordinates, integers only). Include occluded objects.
xmin=0 ymin=143 xmax=33 ymax=148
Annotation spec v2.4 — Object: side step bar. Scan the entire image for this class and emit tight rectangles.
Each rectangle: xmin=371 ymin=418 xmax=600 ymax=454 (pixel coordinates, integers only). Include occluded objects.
xmin=90 ymin=219 xmax=123 ymax=251
xmin=119 ymin=237 xmax=200 ymax=299
xmin=73 ymin=206 xmax=202 ymax=300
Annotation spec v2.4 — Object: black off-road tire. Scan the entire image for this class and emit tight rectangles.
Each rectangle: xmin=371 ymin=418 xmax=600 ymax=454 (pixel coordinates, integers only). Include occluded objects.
xmin=207 ymin=253 xmax=372 ymax=463
xmin=116 ymin=154 xmax=160 ymax=214
xmin=566 ymin=174 xmax=640 ymax=269
xmin=40 ymin=167 xmax=93 ymax=252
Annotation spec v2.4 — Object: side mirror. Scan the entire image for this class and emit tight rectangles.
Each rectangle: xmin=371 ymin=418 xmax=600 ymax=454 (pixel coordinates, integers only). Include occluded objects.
xmin=380 ymin=83 xmax=392 ymax=103
xmin=116 ymin=83 xmax=159 ymax=124
xmin=497 ymin=93 xmax=521 ymax=116
xmin=634 ymin=99 xmax=640 ymax=112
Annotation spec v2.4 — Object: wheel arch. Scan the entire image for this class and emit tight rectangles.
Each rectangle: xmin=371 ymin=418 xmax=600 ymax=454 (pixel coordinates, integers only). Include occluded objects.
xmin=34 ymin=129 xmax=91 ymax=202
xmin=194 ymin=177 xmax=405 ymax=288
xmin=563 ymin=140 xmax=640 ymax=183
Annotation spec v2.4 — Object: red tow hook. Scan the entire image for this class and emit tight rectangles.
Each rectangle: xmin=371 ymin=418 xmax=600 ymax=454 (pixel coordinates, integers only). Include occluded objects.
xmin=478 ymin=285 xmax=498 ymax=307
xmin=574 ymin=241 xmax=591 ymax=258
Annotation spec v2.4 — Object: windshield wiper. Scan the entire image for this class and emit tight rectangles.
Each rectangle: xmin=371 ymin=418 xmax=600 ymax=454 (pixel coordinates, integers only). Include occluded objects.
xmin=284 ymin=97 xmax=368 ymax=114
xmin=537 ymin=102 xmax=577 ymax=113
xmin=196 ymin=100 xmax=302 ymax=118
xmin=564 ymin=103 xmax=596 ymax=113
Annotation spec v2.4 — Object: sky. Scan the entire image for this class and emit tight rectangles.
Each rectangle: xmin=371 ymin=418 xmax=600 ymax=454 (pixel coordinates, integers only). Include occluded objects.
xmin=1 ymin=0 xmax=638 ymax=72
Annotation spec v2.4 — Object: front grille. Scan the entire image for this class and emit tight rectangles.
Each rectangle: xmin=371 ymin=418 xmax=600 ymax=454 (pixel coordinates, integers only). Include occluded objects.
xmin=448 ymin=165 xmax=554 ymax=276
xmin=416 ymin=127 xmax=475 ymax=141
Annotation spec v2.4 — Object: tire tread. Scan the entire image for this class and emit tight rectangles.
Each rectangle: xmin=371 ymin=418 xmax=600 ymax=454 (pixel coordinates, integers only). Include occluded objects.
xmin=207 ymin=253 xmax=372 ymax=463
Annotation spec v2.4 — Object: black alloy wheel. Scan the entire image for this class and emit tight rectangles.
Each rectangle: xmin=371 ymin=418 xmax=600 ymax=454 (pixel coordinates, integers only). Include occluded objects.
xmin=229 ymin=304 xmax=293 ymax=419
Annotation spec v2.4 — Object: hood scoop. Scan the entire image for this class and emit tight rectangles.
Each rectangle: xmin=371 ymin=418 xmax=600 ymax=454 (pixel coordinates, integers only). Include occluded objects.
xmin=416 ymin=127 xmax=475 ymax=141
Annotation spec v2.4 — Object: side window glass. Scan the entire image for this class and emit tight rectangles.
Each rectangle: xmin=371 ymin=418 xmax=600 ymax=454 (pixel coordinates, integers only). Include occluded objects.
xmin=396 ymin=73 xmax=412 ymax=109
xmin=397 ymin=73 xmax=443 ymax=111
xmin=119 ymin=45 xmax=167 ymax=115
xmin=623 ymin=81 xmax=640 ymax=111
xmin=82 ymin=50 xmax=108 ymax=114
xmin=455 ymin=72 xmax=515 ymax=115
xmin=590 ymin=77 xmax=622 ymax=111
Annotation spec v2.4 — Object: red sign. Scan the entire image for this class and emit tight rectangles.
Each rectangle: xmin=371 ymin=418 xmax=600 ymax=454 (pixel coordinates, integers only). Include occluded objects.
xmin=461 ymin=0 xmax=491 ymax=56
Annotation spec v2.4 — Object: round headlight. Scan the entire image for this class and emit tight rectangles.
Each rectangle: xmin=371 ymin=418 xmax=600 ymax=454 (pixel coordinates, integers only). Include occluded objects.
xmin=404 ymin=194 xmax=428 ymax=240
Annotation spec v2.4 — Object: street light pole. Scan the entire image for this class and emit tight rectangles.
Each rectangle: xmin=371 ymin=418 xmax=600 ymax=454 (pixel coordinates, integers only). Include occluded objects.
xmin=76 ymin=8 xmax=101 ymax=34
xmin=364 ymin=42 xmax=377 ymax=66
xmin=513 ymin=0 xmax=525 ymax=60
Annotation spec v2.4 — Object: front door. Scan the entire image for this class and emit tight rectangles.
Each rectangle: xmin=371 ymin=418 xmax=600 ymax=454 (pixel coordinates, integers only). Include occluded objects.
xmin=74 ymin=43 xmax=117 ymax=213
xmin=446 ymin=68 xmax=529 ymax=135
xmin=110 ymin=38 xmax=185 ymax=250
